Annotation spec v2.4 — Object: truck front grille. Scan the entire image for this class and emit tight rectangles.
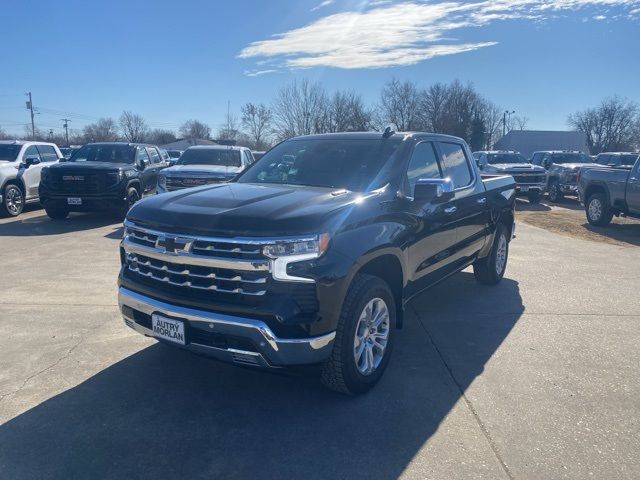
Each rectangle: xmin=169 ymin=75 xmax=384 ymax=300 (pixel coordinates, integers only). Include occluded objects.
xmin=512 ymin=174 xmax=545 ymax=184
xmin=50 ymin=172 xmax=112 ymax=193
xmin=165 ymin=176 xmax=227 ymax=191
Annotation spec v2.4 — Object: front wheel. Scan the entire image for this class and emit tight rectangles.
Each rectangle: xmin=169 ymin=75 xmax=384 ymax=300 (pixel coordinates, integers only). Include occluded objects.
xmin=1 ymin=184 xmax=24 ymax=217
xmin=473 ymin=224 xmax=509 ymax=285
xmin=321 ymin=274 xmax=396 ymax=395
xmin=548 ymin=180 xmax=563 ymax=203
xmin=116 ymin=187 xmax=140 ymax=219
xmin=585 ymin=193 xmax=613 ymax=226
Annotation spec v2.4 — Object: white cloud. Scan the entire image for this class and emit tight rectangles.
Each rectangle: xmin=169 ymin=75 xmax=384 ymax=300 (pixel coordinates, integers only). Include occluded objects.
xmin=244 ymin=69 xmax=279 ymax=77
xmin=311 ymin=0 xmax=335 ymax=11
xmin=239 ymin=0 xmax=640 ymax=71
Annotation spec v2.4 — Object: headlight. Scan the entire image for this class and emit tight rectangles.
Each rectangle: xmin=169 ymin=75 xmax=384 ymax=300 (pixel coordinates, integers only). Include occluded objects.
xmin=264 ymin=234 xmax=331 ymax=283
xmin=158 ymin=174 xmax=166 ymax=187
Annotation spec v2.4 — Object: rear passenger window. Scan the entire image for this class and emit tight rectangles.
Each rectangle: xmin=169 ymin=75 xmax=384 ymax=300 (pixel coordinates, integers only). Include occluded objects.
xmin=438 ymin=142 xmax=472 ymax=188
xmin=36 ymin=145 xmax=58 ymax=162
xmin=406 ymin=142 xmax=441 ymax=193
xmin=147 ymin=147 xmax=161 ymax=164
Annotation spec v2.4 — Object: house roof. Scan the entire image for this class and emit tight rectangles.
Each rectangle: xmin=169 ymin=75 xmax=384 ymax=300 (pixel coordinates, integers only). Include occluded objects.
xmin=160 ymin=138 xmax=217 ymax=150
xmin=494 ymin=130 xmax=589 ymax=158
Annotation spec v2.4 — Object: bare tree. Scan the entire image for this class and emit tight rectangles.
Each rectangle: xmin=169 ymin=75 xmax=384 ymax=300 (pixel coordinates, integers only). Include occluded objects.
xmin=179 ymin=119 xmax=211 ymax=140
xmin=0 ymin=126 xmax=10 ymax=140
xmin=119 ymin=111 xmax=148 ymax=143
xmin=508 ymin=115 xmax=529 ymax=131
xmin=147 ymin=129 xmax=177 ymax=146
xmin=327 ymin=91 xmax=372 ymax=132
xmin=478 ymin=101 xmax=503 ymax=149
xmin=419 ymin=83 xmax=449 ymax=133
xmin=217 ymin=111 xmax=240 ymax=142
xmin=82 ymin=118 xmax=119 ymax=142
xmin=271 ymin=79 xmax=328 ymax=140
xmin=241 ymin=103 xmax=272 ymax=150
xmin=568 ymin=96 xmax=638 ymax=154
xmin=378 ymin=79 xmax=421 ymax=131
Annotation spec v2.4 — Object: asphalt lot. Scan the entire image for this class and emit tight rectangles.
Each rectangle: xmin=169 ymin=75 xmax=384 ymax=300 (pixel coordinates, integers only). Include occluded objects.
xmin=0 ymin=206 xmax=639 ymax=479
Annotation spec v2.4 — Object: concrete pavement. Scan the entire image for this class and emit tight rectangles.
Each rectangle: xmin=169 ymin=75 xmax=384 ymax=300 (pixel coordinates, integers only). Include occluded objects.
xmin=0 ymin=208 xmax=638 ymax=479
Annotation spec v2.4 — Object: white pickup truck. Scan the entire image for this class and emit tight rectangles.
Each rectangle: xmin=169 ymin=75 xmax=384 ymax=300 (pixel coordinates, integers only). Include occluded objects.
xmin=0 ymin=140 xmax=63 ymax=217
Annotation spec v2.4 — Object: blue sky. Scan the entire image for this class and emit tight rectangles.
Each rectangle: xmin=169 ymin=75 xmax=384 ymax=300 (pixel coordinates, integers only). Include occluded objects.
xmin=1 ymin=0 xmax=639 ymax=136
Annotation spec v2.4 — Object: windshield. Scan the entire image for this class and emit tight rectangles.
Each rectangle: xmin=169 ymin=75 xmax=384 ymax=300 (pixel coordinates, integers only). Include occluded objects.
xmin=69 ymin=144 xmax=135 ymax=163
xmin=551 ymin=153 xmax=591 ymax=164
xmin=178 ymin=148 xmax=241 ymax=167
xmin=487 ymin=153 xmax=528 ymax=164
xmin=0 ymin=144 xmax=22 ymax=162
xmin=237 ymin=138 xmax=403 ymax=191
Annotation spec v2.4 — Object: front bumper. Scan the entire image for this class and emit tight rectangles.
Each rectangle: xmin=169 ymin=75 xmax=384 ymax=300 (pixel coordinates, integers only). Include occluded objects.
xmin=118 ymin=287 xmax=335 ymax=368
xmin=515 ymin=183 xmax=546 ymax=193
xmin=558 ymin=183 xmax=579 ymax=195
xmin=40 ymin=193 xmax=127 ymax=211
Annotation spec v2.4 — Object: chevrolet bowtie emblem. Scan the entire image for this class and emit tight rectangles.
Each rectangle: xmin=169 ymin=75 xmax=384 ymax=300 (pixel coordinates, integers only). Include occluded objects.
xmin=156 ymin=235 xmax=192 ymax=254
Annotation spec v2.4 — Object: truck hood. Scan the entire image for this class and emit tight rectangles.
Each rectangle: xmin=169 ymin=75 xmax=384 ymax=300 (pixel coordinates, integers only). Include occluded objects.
xmin=127 ymin=182 xmax=365 ymax=237
xmin=163 ymin=164 xmax=242 ymax=177
xmin=488 ymin=163 xmax=544 ymax=172
xmin=48 ymin=161 xmax=133 ymax=172
xmin=557 ymin=163 xmax=595 ymax=170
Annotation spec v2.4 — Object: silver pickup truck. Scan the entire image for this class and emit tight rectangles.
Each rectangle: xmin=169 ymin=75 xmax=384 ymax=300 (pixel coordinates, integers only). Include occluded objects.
xmin=578 ymin=154 xmax=640 ymax=226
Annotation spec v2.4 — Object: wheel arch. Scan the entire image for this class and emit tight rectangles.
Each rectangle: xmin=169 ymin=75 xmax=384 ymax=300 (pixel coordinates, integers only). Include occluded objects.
xmin=584 ymin=182 xmax=609 ymax=206
xmin=355 ymin=254 xmax=405 ymax=328
xmin=2 ymin=177 xmax=26 ymax=196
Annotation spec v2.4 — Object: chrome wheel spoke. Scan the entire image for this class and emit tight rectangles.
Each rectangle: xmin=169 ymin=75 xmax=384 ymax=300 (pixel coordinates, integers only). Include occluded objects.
xmin=353 ymin=297 xmax=390 ymax=376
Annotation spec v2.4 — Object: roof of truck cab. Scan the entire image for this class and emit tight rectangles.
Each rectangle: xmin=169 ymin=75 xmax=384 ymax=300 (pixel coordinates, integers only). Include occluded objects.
xmin=185 ymin=145 xmax=247 ymax=151
xmin=84 ymin=142 xmax=159 ymax=147
xmin=0 ymin=140 xmax=58 ymax=146
xmin=292 ymin=132 xmax=465 ymax=142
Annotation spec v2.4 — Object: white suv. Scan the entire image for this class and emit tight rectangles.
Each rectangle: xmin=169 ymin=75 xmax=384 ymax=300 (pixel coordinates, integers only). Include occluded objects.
xmin=0 ymin=140 xmax=63 ymax=217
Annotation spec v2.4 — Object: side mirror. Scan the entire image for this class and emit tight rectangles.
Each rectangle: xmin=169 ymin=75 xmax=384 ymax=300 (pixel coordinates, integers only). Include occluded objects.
xmin=22 ymin=156 xmax=41 ymax=169
xmin=136 ymin=158 xmax=148 ymax=170
xmin=413 ymin=178 xmax=455 ymax=203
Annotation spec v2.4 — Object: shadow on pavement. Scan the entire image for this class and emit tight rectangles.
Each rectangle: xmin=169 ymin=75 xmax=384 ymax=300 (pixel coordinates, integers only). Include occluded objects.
xmin=515 ymin=198 xmax=550 ymax=212
xmin=0 ymin=272 xmax=523 ymax=479
xmin=0 ymin=212 xmax=121 ymax=237
xmin=583 ymin=221 xmax=640 ymax=247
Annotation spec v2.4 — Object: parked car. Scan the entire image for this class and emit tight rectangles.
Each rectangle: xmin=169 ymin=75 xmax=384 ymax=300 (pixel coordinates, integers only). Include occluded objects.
xmin=39 ymin=142 xmax=168 ymax=220
xmin=166 ymin=150 xmax=183 ymax=166
xmin=531 ymin=151 xmax=593 ymax=202
xmin=0 ymin=140 xmax=63 ymax=217
xmin=157 ymin=145 xmax=254 ymax=193
xmin=118 ymin=132 xmax=516 ymax=394
xmin=473 ymin=150 xmax=545 ymax=202
xmin=578 ymin=155 xmax=640 ymax=226
xmin=59 ymin=145 xmax=82 ymax=159
xmin=594 ymin=152 xmax=639 ymax=167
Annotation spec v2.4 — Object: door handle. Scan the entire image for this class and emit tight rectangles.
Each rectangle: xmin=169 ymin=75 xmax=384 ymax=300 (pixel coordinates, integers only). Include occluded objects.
xmin=444 ymin=206 xmax=457 ymax=214
xmin=476 ymin=197 xmax=487 ymax=204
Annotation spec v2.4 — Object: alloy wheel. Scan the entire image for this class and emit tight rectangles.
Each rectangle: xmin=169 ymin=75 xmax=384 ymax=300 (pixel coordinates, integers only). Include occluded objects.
xmin=353 ymin=298 xmax=390 ymax=376
xmin=5 ymin=187 xmax=23 ymax=216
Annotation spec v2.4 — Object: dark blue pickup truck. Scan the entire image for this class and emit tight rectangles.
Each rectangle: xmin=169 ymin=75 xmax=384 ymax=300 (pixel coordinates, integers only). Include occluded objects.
xmin=117 ymin=132 xmax=516 ymax=394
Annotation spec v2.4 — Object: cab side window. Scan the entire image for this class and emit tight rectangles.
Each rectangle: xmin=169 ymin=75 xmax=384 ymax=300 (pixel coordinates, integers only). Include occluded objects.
xmin=23 ymin=145 xmax=41 ymax=161
xmin=36 ymin=145 xmax=58 ymax=162
xmin=438 ymin=142 xmax=472 ymax=188
xmin=136 ymin=147 xmax=150 ymax=166
xmin=146 ymin=147 xmax=161 ymax=164
xmin=406 ymin=141 xmax=442 ymax=195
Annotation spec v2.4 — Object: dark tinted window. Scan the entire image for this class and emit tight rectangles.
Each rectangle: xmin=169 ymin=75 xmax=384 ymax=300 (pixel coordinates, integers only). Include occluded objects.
xmin=178 ymin=148 xmax=241 ymax=167
xmin=238 ymin=138 xmax=403 ymax=191
xmin=24 ymin=145 xmax=40 ymax=159
xmin=439 ymin=142 xmax=472 ymax=188
xmin=531 ymin=153 xmax=544 ymax=165
xmin=550 ymin=153 xmax=591 ymax=164
xmin=618 ymin=154 xmax=638 ymax=166
xmin=37 ymin=144 xmax=58 ymax=162
xmin=406 ymin=142 xmax=441 ymax=193
xmin=70 ymin=144 xmax=136 ymax=163
xmin=0 ymin=144 xmax=22 ymax=162
xmin=167 ymin=150 xmax=182 ymax=158
xmin=487 ymin=153 xmax=528 ymax=164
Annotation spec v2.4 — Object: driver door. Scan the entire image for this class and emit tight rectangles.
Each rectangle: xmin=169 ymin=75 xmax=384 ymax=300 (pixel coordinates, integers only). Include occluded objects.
xmin=19 ymin=145 xmax=44 ymax=200
xmin=136 ymin=147 xmax=153 ymax=193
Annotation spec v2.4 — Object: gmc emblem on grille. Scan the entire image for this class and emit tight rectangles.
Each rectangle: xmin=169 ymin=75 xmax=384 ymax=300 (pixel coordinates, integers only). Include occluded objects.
xmin=62 ymin=175 xmax=84 ymax=181
xmin=156 ymin=235 xmax=192 ymax=254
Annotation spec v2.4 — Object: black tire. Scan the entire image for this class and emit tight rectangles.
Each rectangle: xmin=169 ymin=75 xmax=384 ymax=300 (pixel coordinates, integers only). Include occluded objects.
xmin=321 ymin=274 xmax=396 ymax=395
xmin=1 ymin=184 xmax=24 ymax=217
xmin=527 ymin=190 xmax=541 ymax=203
xmin=116 ymin=187 xmax=140 ymax=219
xmin=585 ymin=192 xmax=613 ymax=226
xmin=547 ymin=180 xmax=563 ymax=203
xmin=473 ymin=223 xmax=509 ymax=285
xmin=45 ymin=206 xmax=69 ymax=220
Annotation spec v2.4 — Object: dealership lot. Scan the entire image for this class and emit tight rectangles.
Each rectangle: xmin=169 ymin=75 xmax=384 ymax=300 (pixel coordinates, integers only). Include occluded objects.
xmin=0 ymin=207 xmax=639 ymax=479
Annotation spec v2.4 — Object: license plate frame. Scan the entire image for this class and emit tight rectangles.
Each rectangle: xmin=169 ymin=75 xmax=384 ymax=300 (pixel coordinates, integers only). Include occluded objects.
xmin=151 ymin=314 xmax=186 ymax=345
xmin=67 ymin=197 xmax=82 ymax=205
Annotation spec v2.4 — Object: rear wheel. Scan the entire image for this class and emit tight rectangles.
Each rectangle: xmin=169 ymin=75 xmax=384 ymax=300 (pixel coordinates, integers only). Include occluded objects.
xmin=527 ymin=190 xmax=541 ymax=203
xmin=548 ymin=180 xmax=563 ymax=203
xmin=1 ymin=184 xmax=24 ymax=217
xmin=585 ymin=193 xmax=613 ymax=226
xmin=45 ymin=206 xmax=69 ymax=220
xmin=321 ymin=274 xmax=396 ymax=395
xmin=116 ymin=187 xmax=140 ymax=219
xmin=473 ymin=223 xmax=509 ymax=285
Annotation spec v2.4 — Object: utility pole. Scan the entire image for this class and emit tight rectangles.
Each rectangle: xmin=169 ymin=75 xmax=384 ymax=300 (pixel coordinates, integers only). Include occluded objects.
xmin=503 ymin=110 xmax=515 ymax=138
xmin=61 ymin=118 xmax=71 ymax=146
xmin=26 ymin=92 xmax=35 ymax=139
